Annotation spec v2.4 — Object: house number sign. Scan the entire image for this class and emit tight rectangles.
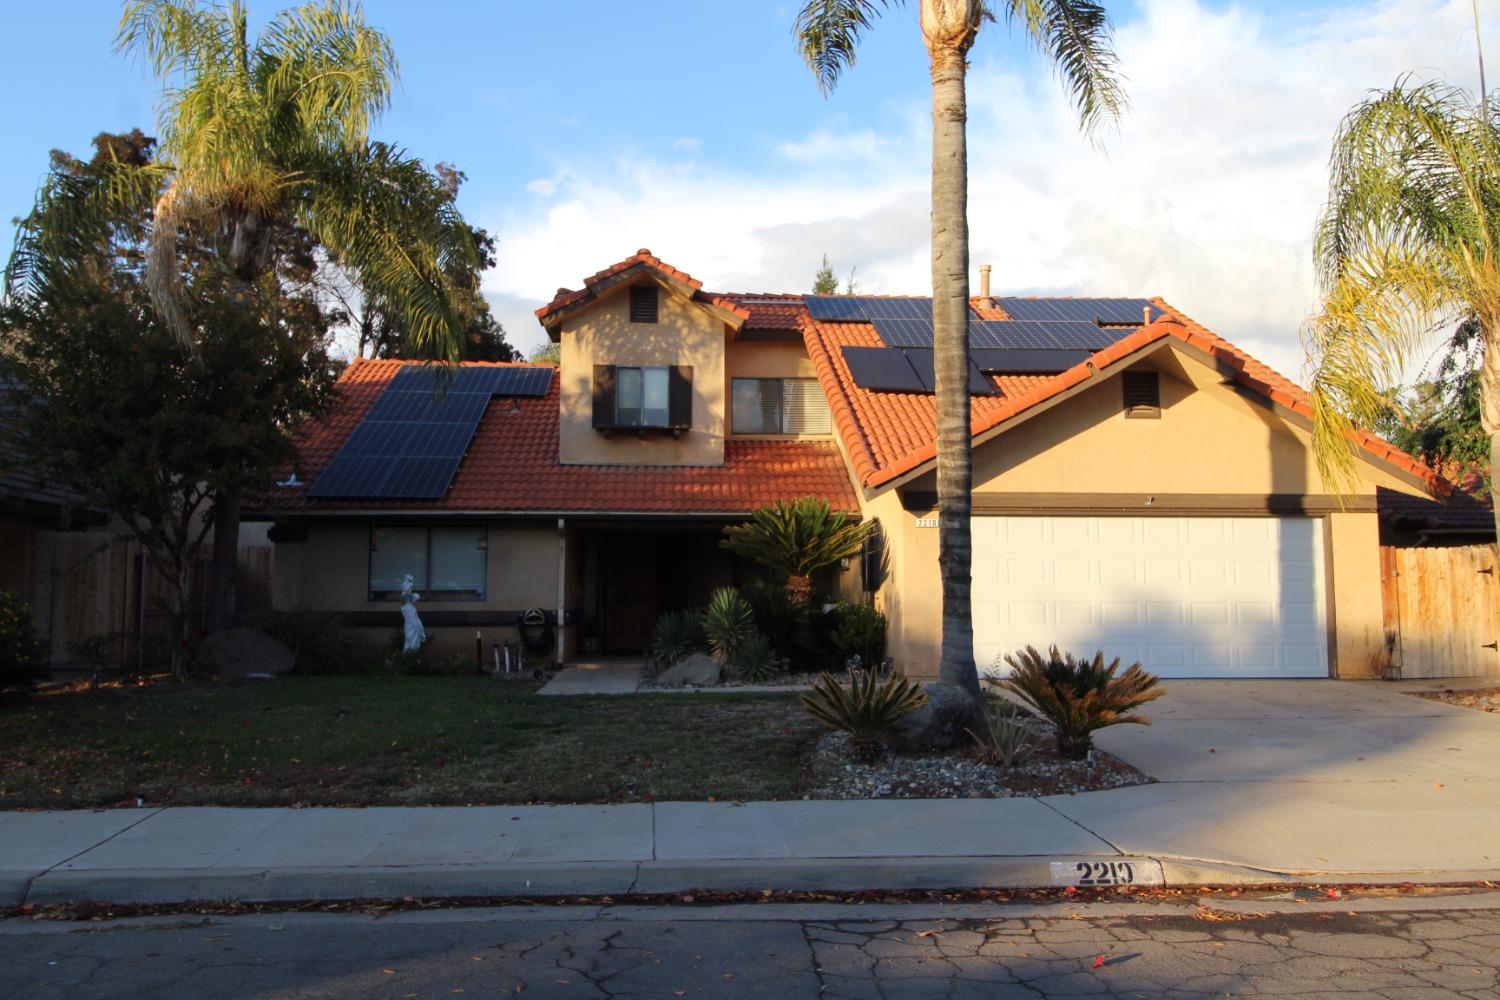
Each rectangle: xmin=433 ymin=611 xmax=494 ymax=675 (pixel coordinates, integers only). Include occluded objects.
xmin=914 ymin=517 xmax=939 ymax=528
xmin=1049 ymin=860 xmax=1162 ymax=887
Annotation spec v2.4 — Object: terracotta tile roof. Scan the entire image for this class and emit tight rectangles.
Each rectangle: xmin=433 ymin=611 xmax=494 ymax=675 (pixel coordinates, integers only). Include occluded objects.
xmin=535 ymin=249 xmax=751 ymax=329
xmin=720 ymin=293 xmax=808 ymax=332
xmin=269 ymin=358 xmax=857 ymax=516
xmin=803 ymin=297 xmax=1451 ymax=496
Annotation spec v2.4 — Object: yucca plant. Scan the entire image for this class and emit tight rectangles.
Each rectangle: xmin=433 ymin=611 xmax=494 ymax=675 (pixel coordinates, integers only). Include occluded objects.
xmin=800 ymin=669 xmax=928 ymax=761
xmin=651 ymin=609 xmax=702 ymax=668
xmin=734 ymin=632 xmax=781 ymax=683
xmin=990 ymin=646 xmax=1164 ymax=760
xmin=967 ymin=699 xmax=1035 ymax=769
xmin=743 ymin=579 xmax=810 ymax=660
xmin=701 ymin=588 xmax=755 ymax=668
xmin=720 ymin=498 xmax=870 ymax=605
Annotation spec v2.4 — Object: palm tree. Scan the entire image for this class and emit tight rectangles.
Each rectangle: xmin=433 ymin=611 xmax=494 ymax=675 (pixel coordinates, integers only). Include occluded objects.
xmin=721 ymin=498 xmax=872 ymax=605
xmin=9 ymin=0 xmax=477 ymax=631
xmin=794 ymin=1 xmax=1126 ymax=697
xmin=1307 ymin=78 xmax=1500 ymax=542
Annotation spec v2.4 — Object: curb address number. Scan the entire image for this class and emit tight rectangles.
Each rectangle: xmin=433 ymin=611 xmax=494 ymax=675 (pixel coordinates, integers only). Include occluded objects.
xmin=1049 ymin=860 xmax=1161 ymax=887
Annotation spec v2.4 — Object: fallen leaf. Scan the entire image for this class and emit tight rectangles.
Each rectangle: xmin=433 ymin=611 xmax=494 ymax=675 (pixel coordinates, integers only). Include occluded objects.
xmin=1092 ymin=955 xmax=1106 ymax=969
xmin=382 ymin=969 xmax=397 ymax=975
xmin=915 ymin=929 xmax=941 ymax=938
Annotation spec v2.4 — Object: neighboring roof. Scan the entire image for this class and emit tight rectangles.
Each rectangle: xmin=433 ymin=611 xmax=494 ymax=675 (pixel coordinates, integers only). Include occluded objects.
xmin=273 ymin=359 xmax=858 ymax=516
xmin=1377 ymin=486 xmax=1494 ymax=536
xmin=535 ymin=249 xmax=752 ymax=334
xmin=802 ymin=298 xmax=1451 ymax=496
xmin=0 ymin=379 xmax=107 ymax=525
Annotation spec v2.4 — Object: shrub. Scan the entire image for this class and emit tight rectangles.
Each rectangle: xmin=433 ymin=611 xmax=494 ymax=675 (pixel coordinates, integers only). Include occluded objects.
xmin=701 ymin=587 xmax=755 ymax=667
xmin=734 ymin=632 xmax=781 ymax=682
xmin=968 ymin=699 xmax=1036 ymax=768
xmin=651 ymin=609 xmax=702 ymax=667
xmin=991 ymin=645 xmax=1164 ymax=760
xmin=0 ymin=590 xmax=46 ymax=687
xmin=800 ymin=669 xmax=927 ymax=761
xmin=720 ymin=498 xmax=871 ymax=605
xmin=831 ymin=601 xmax=886 ymax=666
xmin=243 ymin=608 xmax=381 ymax=675
xmin=743 ymin=580 xmax=808 ymax=660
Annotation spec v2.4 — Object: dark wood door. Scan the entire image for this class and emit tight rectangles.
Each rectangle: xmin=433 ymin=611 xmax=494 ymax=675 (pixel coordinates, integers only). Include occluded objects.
xmin=604 ymin=553 xmax=657 ymax=653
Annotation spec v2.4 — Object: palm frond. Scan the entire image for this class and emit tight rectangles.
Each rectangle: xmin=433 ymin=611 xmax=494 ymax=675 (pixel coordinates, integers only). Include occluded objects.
xmin=1005 ymin=0 xmax=1127 ymax=136
xmin=794 ymin=0 xmax=900 ymax=95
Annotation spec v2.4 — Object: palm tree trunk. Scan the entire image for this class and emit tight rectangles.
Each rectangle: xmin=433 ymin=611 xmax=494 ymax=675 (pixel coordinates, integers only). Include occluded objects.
xmin=786 ymin=574 xmax=813 ymax=607
xmin=928 ymin=39 xmax=980 ymax=700
xmin=1483 ymin=324 xmax=1500 ymax=544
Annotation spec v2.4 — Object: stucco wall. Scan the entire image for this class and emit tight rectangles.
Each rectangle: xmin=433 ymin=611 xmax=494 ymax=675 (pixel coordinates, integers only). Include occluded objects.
xmin=557 ymin=283 xmax=728 ymax=466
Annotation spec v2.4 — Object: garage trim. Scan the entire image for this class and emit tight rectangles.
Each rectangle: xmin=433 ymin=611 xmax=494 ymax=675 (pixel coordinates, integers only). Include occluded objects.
xmin=902 ymin=491 xmax=1377 ymax=516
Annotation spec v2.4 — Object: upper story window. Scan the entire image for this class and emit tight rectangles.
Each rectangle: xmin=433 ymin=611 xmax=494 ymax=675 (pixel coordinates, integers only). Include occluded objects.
xmin=593 ymin=364 xmax=693 ymax=432
xmin=731 ymin=377 xmax=832 ymax=435
xmin=369 ymin=526 xmax=486 ymax=601
xmin=629 ymin=284 xmax=659 ymax=323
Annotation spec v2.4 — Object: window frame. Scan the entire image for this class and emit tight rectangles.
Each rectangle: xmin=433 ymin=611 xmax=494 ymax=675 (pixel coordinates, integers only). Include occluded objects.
xmin=730 ymin=376 xmax=831 ymax=435
xmin=368 ymin=524 xmax=488 ymax=602
xmin=615 ymin=365 xmax=672 ymax=428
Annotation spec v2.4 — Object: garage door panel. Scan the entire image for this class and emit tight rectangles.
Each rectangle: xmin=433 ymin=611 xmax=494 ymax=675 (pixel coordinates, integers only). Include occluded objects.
xmin=973 ymin=515 xmax=1329 ymax=679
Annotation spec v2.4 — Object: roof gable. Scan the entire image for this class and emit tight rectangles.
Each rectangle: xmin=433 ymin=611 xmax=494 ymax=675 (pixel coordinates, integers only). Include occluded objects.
xmin=535 ymin=249 xmax=750 ymax=337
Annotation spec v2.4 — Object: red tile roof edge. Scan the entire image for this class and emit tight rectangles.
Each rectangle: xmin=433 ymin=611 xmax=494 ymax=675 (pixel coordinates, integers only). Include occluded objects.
xmin=535 ymin=250 xmax=751 ymax=325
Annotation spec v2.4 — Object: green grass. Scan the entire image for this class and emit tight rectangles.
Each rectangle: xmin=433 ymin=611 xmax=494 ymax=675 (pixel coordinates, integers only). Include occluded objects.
xmin=0 ymin=678 xmax=821 ymax=808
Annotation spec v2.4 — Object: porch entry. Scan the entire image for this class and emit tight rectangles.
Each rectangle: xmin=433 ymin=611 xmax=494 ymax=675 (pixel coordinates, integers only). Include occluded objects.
xmin=581 ymin=527 xmax=738 ymax=654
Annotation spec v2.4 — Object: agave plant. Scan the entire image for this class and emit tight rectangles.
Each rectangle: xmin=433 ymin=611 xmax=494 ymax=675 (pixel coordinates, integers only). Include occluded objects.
xmin=701 ymin=587 xmax=755 ymax=668
xmin=800 ymin=669 xmax=927 ymax=761
xmin=720 ymin=498 xmax=871 ymax=605
xmin=734 ymin=632 xmax=781 ymax=683
xmin=967 ymin=699 xmax=1035 ymax=769
xmin=651 ymin=609 xmax=702 ymax=668
xmin=990 ymin=646 xmax=1164 ymax=760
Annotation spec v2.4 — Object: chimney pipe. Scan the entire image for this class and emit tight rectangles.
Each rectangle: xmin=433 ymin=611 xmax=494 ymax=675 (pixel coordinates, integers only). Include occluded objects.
xmin=978 ymin=264 xmax=992 ymax=309
xmin=1143 ymin=305 xmax=1152 ymax=325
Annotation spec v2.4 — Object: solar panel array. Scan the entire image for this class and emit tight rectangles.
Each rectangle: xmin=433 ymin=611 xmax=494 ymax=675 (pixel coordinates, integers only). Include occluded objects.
xmin=310 ymin=365 xmax=553 ymax=500
xmin=996 ymin=297 xmax=1162 ymax=325
xmin=971 ymin=348 xmax=1093 ymax=373
xmin=871 ymin=317 xmax=1123 ymax=352
xmin=804 ymin=296 xmax=932 ymax=322
xmin=841 ymin=347 xmax=995 ymax=396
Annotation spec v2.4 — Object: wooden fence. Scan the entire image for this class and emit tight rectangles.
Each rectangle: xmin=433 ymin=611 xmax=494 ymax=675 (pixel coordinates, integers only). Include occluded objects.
xmin=1381 ymin=543 xmax=1500 ymax=678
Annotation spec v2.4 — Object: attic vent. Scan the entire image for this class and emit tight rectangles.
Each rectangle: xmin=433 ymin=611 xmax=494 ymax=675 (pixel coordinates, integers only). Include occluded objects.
xmin=1122 ymin=370 xmax=1161 ymax=419
xmin=629 ymin=284 xmax=659 ymax=324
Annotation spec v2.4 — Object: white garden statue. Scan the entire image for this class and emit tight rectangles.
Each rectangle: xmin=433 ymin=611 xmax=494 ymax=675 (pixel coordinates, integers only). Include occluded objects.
xmin=399 ymin=574 xmax=426 ymax=652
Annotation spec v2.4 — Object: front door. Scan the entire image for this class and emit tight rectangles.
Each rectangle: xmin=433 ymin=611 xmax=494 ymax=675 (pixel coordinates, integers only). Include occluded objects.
xmin=603 ymin=549 xmax=657 ymax=653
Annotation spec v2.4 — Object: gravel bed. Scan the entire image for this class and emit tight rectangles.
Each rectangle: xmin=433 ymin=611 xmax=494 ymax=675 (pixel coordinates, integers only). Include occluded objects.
xmin=640 ymin=672 xmax=822 ymax=692
xmin=1409 ymin=687 xmax=1500 ymax=714
xmin=805 ymin=724 xmax=1153 ymax=800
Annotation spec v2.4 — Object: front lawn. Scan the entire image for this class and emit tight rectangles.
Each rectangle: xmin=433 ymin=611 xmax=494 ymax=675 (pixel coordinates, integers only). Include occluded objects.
xmin=0 ymin=677 xmax=820 ymax=809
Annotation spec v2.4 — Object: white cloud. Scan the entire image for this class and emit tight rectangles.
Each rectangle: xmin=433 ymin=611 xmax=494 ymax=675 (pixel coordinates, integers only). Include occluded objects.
xmin=672 ymin=136 xmax=703 ymax=154
xmin=525 ymin=177 xmax=560 ymax=197
xmin=483 ymin=0 xmax=1490 ymax=382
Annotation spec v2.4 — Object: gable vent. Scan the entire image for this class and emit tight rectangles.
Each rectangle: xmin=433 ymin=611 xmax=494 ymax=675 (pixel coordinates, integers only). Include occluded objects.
xmin=629 ymin=284 xmax=659 ymax=324
xmin=1122 ymin=370 xmax=1161 ymax=418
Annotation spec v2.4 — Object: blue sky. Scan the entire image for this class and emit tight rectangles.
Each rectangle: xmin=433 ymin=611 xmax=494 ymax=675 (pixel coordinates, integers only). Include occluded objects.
xmin=3 ymin=1 xmax=1492 ymax=377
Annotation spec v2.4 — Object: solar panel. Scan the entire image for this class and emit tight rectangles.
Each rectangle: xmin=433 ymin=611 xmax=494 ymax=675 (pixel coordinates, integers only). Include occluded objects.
xmin=996 ymin=297 xmax=1162 ymax=326
xmin=842 ymin=347 xmax=924 ymax=392
xmin=309 ymin=364 xmax=501 ymax=500
xmin=970 ymin=320 xmax=1122 ymax=351
xmin=901 ymin=350 xmax=998 ymax=395
xmin=971 ymin=348 xmax=1093 ymax=373
xmin=804 ymin=296 xmax=936 ymax=323
xmin=804 ymin=296 xmax=869 ymax=322
xmin=870 ymin=318 xmax=934 ymax=348
xmin=860 ymin=297 xmax=932 ymax=321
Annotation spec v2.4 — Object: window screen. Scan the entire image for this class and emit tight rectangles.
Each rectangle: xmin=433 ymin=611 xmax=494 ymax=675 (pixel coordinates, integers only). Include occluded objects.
xmin=369 ymin=526 xmax=487 ymax=600
xmin=731 ymin=378 xmax=831 ymax=434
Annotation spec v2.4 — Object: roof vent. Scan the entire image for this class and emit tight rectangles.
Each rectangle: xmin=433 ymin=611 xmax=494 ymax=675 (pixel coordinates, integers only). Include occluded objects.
xmin=978 ymin=264 xmax=993 ymax=310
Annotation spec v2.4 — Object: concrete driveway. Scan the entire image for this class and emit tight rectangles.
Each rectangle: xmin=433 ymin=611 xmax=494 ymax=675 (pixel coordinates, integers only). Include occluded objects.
xmin=1044 ymin=680 xmax=1500 ymax=876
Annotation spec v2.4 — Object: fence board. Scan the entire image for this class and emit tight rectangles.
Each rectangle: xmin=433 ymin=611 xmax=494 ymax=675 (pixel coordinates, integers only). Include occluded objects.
xmin=1384 ymin=544 xmax=1500 ymax=678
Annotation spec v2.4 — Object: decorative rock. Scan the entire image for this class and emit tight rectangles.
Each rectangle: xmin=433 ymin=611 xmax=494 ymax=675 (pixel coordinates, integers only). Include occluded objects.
xmin=886 ymin=682 xmax=981 ymax=752
xmin=654 ymin=652 xmax=722 ymax=688
xmin=200 ymin=626 xmax=295 ymax=678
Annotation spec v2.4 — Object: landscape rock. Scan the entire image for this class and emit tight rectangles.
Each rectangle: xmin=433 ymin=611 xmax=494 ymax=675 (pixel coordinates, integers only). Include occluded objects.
xmin=654 ymin=652 xmax=722 ymax=688
xmin=200 ymin=626 xmax=295 ymax=678
xmin=886 ymin=682 xmax=981 ymax=752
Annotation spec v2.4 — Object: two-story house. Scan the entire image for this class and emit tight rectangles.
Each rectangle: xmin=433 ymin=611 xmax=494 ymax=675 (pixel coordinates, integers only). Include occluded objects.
xmin=258 ymin=249 xmax=1490 ymax=679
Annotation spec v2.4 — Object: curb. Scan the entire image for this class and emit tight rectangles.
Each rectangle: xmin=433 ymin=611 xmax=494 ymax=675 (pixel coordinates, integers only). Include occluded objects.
xmin=16 ymin=855 xmax=1500 ymax=908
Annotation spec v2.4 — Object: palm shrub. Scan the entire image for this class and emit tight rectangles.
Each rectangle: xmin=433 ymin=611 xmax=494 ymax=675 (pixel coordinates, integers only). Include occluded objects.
xmin=800 ymin=669 xmax=928 ymax=761
xmin=0 ymin=591 xmax=46 ymax=687
xmin=831 ymin=601 xmax=886 ymax=667
xmin=701 ymin=588 xmax=755 ymax=668
xmin=990 ymin=646 xmax=1164 ymax=760
xmin=651 ymin=609 xmax=702 ymax=668
xmin=734 ymin=633 xmax=781 ymax=683
xmin=744 ymin=579 xmax=809 ymax=661
xmin=720 ymin=498 xmax=870 ymax=605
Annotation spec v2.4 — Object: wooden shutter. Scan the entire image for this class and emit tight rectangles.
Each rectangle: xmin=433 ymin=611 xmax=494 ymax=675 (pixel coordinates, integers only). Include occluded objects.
xmin=1122 ymin=371 xmax=1161 ymax=418
xmin=629 ymin=285 xmax=659 ymax=323
xmin=668 ymin=365 xmax=693 ymax=428
xmin=592 ymin=365 xmax=617 ymax=429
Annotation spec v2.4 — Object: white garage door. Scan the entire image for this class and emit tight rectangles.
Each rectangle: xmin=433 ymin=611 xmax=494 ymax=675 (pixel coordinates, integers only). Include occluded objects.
xmin=971 ymin=516 xmax=1329 ymax=679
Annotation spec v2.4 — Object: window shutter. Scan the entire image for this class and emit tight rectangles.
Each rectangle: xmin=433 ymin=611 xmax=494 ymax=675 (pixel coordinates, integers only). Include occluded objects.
xmin=861 ymin=519 xmax=886 ymax=592
xmin=592 ymin=365 xmax=617 ymax=428
xmin=668 ymin=365 xmax=693 ymax=428
xmin=1122 ymin=371 xmax=1161 ymax=418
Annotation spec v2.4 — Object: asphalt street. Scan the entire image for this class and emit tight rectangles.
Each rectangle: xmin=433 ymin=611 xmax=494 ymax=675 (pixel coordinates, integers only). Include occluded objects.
xmin=3 ymin=897 xmax=1499 ymax=999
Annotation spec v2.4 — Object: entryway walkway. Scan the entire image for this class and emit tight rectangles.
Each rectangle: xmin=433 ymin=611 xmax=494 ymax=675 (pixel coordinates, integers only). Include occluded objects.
xmin=537 ymin=658 xmax=643 ymax=695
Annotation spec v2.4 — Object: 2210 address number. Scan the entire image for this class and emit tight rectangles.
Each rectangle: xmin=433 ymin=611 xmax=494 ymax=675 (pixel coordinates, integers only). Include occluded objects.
xmin=1049 ymin=860 xmax=1162 ymax=887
